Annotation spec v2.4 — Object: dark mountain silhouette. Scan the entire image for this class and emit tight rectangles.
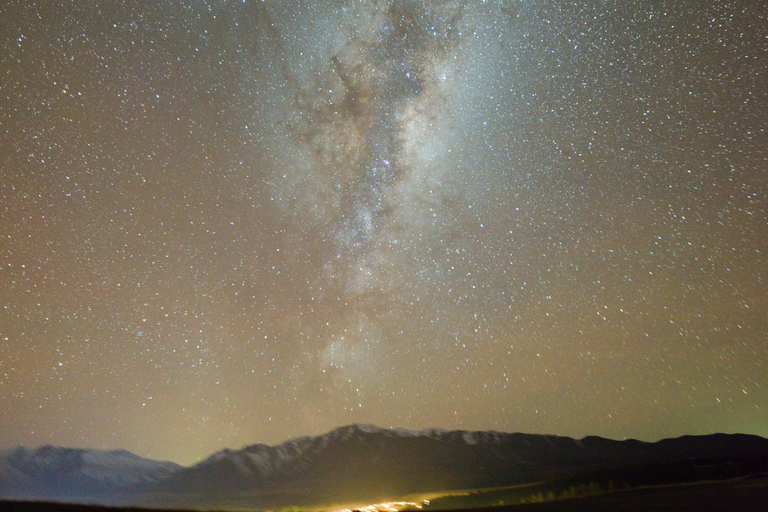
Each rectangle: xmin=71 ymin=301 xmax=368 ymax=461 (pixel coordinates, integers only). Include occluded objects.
xmin=2 ymin=425 xmax=767 ymax=509
xmin=152 ymin=424 xmax=768 ymax=508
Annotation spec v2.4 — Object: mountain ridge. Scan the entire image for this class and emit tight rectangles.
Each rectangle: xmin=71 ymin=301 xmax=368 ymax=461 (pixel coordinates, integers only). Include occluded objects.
xmin=2 ymin=425 xmax=767 ymax=509
xmin=154 ymin=425 xmax=768 ymax=508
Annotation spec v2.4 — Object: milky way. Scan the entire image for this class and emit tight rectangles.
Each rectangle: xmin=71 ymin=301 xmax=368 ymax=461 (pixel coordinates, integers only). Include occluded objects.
xmin=266 ymin=1 xmax=472 ymax=381
xmin=1 ymin=0 xmax=766 ymax=465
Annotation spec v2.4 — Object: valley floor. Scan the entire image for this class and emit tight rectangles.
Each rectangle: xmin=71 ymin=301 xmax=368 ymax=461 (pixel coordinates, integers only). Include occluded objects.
xmin=1 ymin=477 xmax=767 ymax=512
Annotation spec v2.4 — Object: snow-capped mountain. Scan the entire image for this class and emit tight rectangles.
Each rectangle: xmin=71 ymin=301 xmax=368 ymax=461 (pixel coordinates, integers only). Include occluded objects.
xmin=0 ymin=445 xmax=181 ymax=501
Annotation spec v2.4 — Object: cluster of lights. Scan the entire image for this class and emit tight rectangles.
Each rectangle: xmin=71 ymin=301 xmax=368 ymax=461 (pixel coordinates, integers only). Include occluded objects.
xmin=335 ymin=500 xmax=424 ymax=512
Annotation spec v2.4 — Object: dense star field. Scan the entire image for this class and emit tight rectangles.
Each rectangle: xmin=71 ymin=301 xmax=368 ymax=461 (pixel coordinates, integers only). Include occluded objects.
xmin=1 ymin=1 xmax=765 ymax=466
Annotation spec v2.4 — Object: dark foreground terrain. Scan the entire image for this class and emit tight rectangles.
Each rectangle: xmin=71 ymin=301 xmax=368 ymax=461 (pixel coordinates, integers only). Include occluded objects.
xmin=461 ymin=476 xmax=768 ymax=512
xmin=1 ymin=476 xmax=767 ymax=512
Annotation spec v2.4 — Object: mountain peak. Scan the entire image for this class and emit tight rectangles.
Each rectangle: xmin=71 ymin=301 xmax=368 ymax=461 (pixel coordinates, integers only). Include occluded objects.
xmin=344 ymin=423 xmax=385 ymax=433
xmin=329 ymin=423 xmax=388 ymax=437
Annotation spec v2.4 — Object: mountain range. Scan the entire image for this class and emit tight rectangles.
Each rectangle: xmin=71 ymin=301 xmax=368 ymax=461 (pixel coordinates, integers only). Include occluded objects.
xmin=2 ymin=424 xmax=767 ymax=509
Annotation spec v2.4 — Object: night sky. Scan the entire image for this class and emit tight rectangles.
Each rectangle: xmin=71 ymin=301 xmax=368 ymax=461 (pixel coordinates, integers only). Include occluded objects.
xmin=1 ymin=0 xmax=766 ymax=466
